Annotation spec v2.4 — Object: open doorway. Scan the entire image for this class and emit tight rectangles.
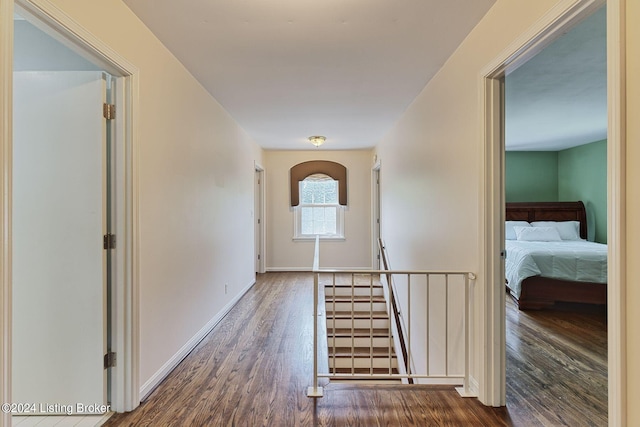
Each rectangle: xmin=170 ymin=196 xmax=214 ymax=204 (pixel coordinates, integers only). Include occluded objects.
xmin=480 ymin=0 xmax=626 ymax=422
xmin=503 ymin=9 xmax=608 ymax=424
xmin=12 ymin=11 xmax=113 ymax=420
xmin=0 ymin=1 xmax=141 ymax=422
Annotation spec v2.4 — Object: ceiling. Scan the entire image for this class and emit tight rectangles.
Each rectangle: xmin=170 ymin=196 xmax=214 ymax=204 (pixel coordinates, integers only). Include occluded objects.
xmin=123 ymin=0 xmax=496 ymax=150
xmin=505 ymin=7 xmax=606 ymax=151
xmin=15 ymin=2 xmax=605 ymax=152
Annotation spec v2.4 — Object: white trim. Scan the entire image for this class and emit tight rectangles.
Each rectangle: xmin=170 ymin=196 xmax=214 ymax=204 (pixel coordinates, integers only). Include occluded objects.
xmin=139 ymin=279 xmax=257 ymax=401
xmin=254 ymin=162 xmax=266 ymax=274
xmin=371 ymin=160 xmax=381 ymax=270
xmin=606 ymin=0 xmax=627 ymax=425
xmin=0 ymin=2 xmax=14 ymax=426
xmin=478 ymin=75 xmax=505 ymax=406
xmin=14 ymin=0 xmax=136 ymax=77
xmin=3 ymin=0 xmax=142 ymax=417
xmin=479 ymin=0 xmax=609 ymax=408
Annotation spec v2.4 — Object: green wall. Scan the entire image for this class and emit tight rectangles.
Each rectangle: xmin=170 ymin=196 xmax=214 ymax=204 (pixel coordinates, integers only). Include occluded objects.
xmin=505 ymin=151 xmax=558 ymax=202
xmin=558 ymin=139 xmax=607 ymax=243
xmin=506 ymin=140 xmax=607 ymax=243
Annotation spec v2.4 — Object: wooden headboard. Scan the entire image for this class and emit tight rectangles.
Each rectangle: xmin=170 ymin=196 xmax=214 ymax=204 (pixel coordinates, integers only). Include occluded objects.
xmin=505 ymin=201 xmax=587 ymax=239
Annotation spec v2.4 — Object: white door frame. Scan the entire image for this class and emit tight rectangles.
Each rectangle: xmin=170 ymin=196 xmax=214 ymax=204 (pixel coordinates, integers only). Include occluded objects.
xmin=254 ymin=162 xmax=265 ymax=274
xmin=0 ymin=1 xmax=141 ymax=424
xmin=479 ymin=0 xmax=626 ymax=425
xmin=371 ymin=159 xmax=381 ymax=269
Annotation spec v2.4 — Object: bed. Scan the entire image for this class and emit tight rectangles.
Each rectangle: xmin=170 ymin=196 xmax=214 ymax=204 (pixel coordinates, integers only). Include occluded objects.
xmin=505 ymin=201 xmax=608 ymax=310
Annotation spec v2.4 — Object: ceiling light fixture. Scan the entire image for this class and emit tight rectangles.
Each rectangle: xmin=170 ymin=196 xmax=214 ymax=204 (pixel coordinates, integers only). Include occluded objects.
xmin=308 ymin=136 xmax=326 ymax=147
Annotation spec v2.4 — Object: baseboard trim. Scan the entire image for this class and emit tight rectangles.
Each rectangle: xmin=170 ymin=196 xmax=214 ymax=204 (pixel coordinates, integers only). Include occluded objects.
xmin=139 ymin=278 xmax=257 ymax=401
xmin=469 ymin=375 xmax=480 ymax=396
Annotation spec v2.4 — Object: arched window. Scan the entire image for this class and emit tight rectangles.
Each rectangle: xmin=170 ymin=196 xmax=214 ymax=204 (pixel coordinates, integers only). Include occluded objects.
xmin=290 ymin=160 xmax=347 ymax=239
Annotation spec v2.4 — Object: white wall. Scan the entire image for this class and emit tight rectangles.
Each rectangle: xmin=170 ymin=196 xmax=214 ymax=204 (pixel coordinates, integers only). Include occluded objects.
xmin=45 ymin=0 xmax=264 ymax=393
xmin=265 ymin=150 xmax=373 ymax=270
xmin=374 ymin=0 xmax=573 ymax=397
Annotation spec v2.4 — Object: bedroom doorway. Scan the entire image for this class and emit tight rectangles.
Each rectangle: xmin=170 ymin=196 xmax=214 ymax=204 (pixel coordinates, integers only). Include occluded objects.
xmin=503 ymin=8 xmax=608 ymax=302
xmin=504 ymin=10 xmax=608 ymax=424
xmin=502 ymin=5 xmax=609 ymax=423
xmin=480 ymin=0 xmax=626 ymax=421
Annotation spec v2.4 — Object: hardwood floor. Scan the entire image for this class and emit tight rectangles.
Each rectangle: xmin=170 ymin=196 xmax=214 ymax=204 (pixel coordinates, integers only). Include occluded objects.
xmin=505 ymin=296 xmax=607 ymax=426
xmin=104 ymin=273 xmax=606 ymax=426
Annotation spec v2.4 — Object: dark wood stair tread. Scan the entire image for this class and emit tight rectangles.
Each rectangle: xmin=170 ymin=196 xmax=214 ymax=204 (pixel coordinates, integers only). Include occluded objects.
xmin=325 ymin=295 xmax=386 ymax=303
xmin=327 ymin=328 xmax=390 ymax=338
xmin=331 ymin=367 xmax=399 ymax=375
xmin=326 ymin=311 xmax=389 ymax=319
xmin=324 ymin=284 xmax=383 ymax=289
xmin=329 ymin=347 xmax=398 ymax=357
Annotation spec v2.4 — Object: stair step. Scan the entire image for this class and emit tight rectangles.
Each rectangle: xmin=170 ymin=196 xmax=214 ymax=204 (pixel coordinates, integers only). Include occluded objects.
xmin=327 ymin=311 xmax=389 ymax=320
xmin=330 ymin=357 xmax=398 ymax=369
xmin=325 ymin=295 xmax=386 ymax=303
xmin=327 ymin=328 xmax=390 ymax=338
xmin=328 ymin=337 xmax=392 ymax=347
xmin=325 ymin=302 xmax=387 ymax=312
xmin=329 ymin=347 xmax=397 ymax=357
xmin=327 ymin=318 xmax=390 ymax=329
xmin=324 ymin=285 xmax=384 ymax=297
xmin=332 ymin=367 xmax=400 ymax=375
xmin=326 ymin=328 xmax=392 ymax=347
xmin=321 ymin=282 xmax=382 ymax=289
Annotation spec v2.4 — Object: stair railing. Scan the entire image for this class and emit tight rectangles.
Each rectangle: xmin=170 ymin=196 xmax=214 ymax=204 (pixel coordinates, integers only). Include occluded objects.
xmin=307 ymin=236 xmax=476 ymax=398
xmin=378 ymin=238 xmax=412 ymax=384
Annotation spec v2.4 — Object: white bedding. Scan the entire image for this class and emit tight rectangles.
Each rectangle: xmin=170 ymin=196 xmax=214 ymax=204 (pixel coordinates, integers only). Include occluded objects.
xmin=505 ymin=240 xmax=608 ymax=299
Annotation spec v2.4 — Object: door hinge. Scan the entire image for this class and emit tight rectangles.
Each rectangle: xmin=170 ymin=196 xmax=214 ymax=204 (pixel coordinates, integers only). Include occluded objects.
xmin=104 ymin=352 xmax=116 ymax=369
xmin=257 ymin=254 xmax=261 ymax=260
xmin=103 ymin=233 xmax=116 ymax=249
xmin=257 ymin=218 xmax=260 ymax=224
xmin=103 ymin=103 xmax=116 ymax=120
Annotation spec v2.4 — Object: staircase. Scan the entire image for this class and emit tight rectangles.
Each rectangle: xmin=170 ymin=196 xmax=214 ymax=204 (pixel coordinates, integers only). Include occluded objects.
xmin=323 ymin=275 xmax=400 ymax=382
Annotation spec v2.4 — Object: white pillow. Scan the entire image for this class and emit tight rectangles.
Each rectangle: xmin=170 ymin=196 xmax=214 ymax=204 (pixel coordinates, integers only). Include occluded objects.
xmin=531 ymin=221 xmax=581 ymax=241
xmin=514 ymin=226 xmax=562 ymax=242
xmin=505 ymin=221 xmax=530 ymax=240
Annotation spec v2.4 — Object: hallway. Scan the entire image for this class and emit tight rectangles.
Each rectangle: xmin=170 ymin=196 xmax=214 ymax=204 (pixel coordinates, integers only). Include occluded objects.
xmin=105 ymin=272 xmax=606 ymax=426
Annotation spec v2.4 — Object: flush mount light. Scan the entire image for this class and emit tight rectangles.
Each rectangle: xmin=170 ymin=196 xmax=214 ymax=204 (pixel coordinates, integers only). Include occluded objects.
xmin=308 ymin=136 xmax=326 ymax=147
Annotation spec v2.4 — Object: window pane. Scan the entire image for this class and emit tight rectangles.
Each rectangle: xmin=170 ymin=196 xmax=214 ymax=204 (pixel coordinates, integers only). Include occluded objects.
xmin=299 ymin=176 xmax=338 ymax=204
xmin=301 ymin=207 xmax=313 ymax=234
xmin=298 ymin=206 xmax=339 ymax=236
xmin=300 ymin=181 xmax=314 ymax=204
xmin=297 ymin=175 xmax=340 ymax=237
xmin=323 ymin=207 xmax=336 ymax=234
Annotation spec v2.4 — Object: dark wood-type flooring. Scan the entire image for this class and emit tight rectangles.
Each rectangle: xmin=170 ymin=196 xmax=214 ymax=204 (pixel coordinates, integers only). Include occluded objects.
xmin=505 ymin=296 xmax=607 ymax=426
xmin=105 ymin=272 xmax=607 ymax=426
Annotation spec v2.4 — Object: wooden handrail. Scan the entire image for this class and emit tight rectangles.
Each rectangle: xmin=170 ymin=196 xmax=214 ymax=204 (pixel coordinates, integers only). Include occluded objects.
xmin=378 ymin=238 xmax=412 ymax=384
